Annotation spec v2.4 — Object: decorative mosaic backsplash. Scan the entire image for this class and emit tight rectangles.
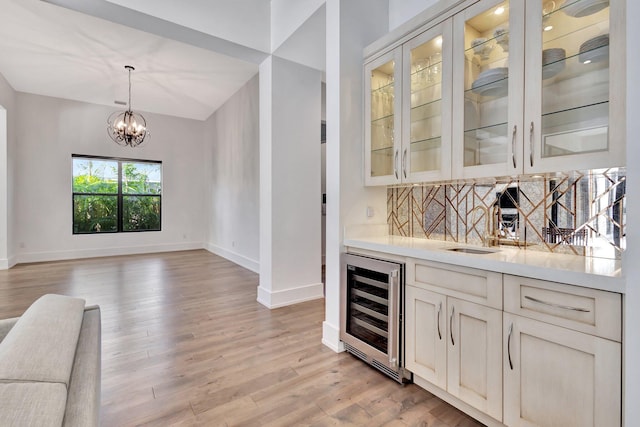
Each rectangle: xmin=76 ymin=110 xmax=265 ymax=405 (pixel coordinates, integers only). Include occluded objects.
xmin=388 ymin=168 xmax=626 ymax=259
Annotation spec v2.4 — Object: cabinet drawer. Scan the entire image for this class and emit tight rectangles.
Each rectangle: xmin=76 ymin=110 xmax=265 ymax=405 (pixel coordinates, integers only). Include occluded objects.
xmin=407 ymin=259 xmax=502 ymax=309
xmin=504 ymin=275 xmax=621 ymax=342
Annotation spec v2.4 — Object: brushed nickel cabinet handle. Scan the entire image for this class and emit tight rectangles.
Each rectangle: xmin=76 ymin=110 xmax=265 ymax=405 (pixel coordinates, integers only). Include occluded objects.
xmin=507 ymin=322 xmax=514 ymax=370
xmin=449 ymin=305 xmax=455 ymax=346
xmin=402 ymin=148 xmax=407 ymax=179
xmin=511 ymin=125 xmax=517 ymax=168
xmin=394 ymin=150 xmax=398 ymax=179
xmin=529 ymin=121 xmax=534 ymax=167
xmin=524 ymin=295 xmax=591 ymax=312
xmin=437 ymin=302 xmax=442 ymax=340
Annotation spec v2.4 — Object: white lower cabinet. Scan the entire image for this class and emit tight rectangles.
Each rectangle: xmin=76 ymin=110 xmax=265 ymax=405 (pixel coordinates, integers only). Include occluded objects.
xmin=503 ymin=313 xmax=621 ymax=427
xmin=502 ymin=275 xmax=622 ymax=427
xmin=404 ymin=261 xmax=622 ymax=427
xmin=448 ymin=297 xmax=502 ymax=420
xmin=405 ymin=286 xmax=447 ymax=389
xmin=405 ymin=260 xmax=503 ymax=421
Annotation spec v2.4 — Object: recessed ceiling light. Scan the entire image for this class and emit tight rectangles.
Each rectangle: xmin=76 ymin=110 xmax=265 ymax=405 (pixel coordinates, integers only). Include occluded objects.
xmin=435 ymin=36 xmax=443 ymax=47
xmin=544 ymin=25 xmax=553 ymax=31
xmin=494 ymin=6 xmax=505 ymax=15
xmin=584 ymin=59 xmax=592 ymax=64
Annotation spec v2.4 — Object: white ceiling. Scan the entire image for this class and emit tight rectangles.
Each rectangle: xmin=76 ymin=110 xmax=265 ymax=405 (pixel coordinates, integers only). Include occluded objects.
xmin=0 ymin=0 xmax=277 ymax=121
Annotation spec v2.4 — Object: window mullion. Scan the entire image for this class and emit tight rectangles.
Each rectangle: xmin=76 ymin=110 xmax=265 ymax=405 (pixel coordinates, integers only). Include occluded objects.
xmin=118 ymin=161 xmax=123 ymax=232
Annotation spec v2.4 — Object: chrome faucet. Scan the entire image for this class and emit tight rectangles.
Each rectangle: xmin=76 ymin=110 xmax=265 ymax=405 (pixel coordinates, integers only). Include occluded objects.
xmin=469 ymin=205 xmax=497 ymax=247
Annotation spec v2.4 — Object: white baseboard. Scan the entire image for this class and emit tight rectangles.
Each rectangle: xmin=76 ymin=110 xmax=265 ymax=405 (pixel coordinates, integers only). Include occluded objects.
xmin=16 ymin=242 xmax=203 ymax=265
xmin=322 ymin=321 xmax=345 ymax=353
xmin=205 ymin=243 xmax=259 ymax=273
xmin=257 ymin=282 xmax=324 ymax=309
xmin=7 ymin=255 xmax=16 ymax=269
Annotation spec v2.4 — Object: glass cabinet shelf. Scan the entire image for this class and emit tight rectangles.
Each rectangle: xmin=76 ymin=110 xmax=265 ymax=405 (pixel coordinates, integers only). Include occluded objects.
xmin=542 ymin=100 xmax=608 ymax=120
xmin=464 ymin=121 xmax=509 ymax=136
xmin=410 ymin=136 xmax=442 ymax=151
xmin=411 ymin=98 xmax=442 ymax=121
xmin=371 ymin=114 xmax=395 ymax=152
xmin=370 ymin=146 xmax=395 ymax=155
xmin=541 ymin=48 xmax=608 ymax=81
xmin=370 ymin=146 xmax=395 ymax=178
xmin=371 ymin=81 xmax=394 ymax=94
xmin=410 ymin=67 xmax=443 ymax=86
xmin=371 ymin=114 xmax=394 ymax=124
xmin=543 ymin=24 xmax=608 ymax=51
xmin=463 ymin=122 xmax=508 ymax=167
xmin=465 ymin=76 xmax=509 ymax=98
xmin=541 ymin=101 xmax=608 ymax=157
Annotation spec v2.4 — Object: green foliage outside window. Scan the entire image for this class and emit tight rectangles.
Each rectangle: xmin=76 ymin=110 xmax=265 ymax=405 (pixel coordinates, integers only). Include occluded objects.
xmin=72 ymin=156 xmax=162 ymax=233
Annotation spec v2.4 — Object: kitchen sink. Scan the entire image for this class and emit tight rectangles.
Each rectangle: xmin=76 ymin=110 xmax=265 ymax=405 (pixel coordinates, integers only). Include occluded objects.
xmin=446 ymin=247 xmax=499 ymax=255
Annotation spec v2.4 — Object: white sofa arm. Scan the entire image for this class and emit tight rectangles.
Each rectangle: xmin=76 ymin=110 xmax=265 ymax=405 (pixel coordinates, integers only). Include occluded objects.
xmin=0 ymin=318 xmax=19 ymax=343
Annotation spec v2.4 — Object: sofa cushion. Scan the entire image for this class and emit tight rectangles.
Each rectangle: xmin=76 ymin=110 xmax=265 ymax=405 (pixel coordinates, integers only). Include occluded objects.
xmin=0 ymin=294 xmax=85 ymax=387
xmin=0 ymin=382 xmax=67 ymax=426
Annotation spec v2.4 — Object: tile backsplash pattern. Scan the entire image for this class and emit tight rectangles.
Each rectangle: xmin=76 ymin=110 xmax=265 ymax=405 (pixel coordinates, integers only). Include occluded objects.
xmin=388 ymin=168 xmax=626 ymax=259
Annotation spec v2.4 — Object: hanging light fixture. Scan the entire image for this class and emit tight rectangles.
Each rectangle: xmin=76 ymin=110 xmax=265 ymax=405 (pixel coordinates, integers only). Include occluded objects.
xmin=107 ymin=65 xmax=149 ymax=147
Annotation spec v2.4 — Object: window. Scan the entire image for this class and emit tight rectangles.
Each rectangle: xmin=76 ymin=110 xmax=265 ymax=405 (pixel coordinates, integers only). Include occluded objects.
xmin=72 ymin=155 xmax=162 ymax=234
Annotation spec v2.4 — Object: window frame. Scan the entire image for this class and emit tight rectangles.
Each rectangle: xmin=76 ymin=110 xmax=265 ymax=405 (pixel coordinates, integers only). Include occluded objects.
xmin=72 ymin=154 xmax=162 ymax=234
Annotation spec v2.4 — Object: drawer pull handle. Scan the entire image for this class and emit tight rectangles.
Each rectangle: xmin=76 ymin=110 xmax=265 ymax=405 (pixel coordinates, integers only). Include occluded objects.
xmin=437 ymin=302 xmax=442 ymax=340
xmin=524 ymin=295 xmax=591 ymax=313
xmin=507 ymin=322 xmax=513 ymax=370
xmin=449 ymin=306 xmax=455 ymax=346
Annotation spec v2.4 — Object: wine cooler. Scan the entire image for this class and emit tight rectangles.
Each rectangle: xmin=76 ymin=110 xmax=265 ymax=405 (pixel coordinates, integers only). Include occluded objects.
xmin=340 ymin=253 xmax=410 ymax=383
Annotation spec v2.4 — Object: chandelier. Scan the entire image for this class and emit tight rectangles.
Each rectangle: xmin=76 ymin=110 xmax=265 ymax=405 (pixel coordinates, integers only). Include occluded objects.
xmin=107 ymin=65 xmax=149 ymax=147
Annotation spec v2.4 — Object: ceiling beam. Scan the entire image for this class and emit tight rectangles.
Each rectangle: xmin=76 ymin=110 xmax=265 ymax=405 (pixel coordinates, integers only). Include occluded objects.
xmin=41 ymin=0 xmax=270 ymax=65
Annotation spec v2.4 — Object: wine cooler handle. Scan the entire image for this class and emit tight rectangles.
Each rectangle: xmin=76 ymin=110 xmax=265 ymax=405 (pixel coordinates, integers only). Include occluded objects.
xmin=449 ymin=305 xmax=455 ymax=346
xmin=437 ymin=302 xmax=442 ymax=340
xmin=507 ymin=322 xmax=514 ymax=370
xmin=529 ymin=121 xmax=534 ymax=167
xmin=388 ymin=270 xmax=399 ymax=368
xmin=511 ymin=125 xmax=517 ymax=169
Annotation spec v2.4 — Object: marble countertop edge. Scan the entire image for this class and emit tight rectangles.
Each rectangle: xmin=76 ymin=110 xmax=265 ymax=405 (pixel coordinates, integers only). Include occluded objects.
xmin=343 ymin=235 xmax=624 ymax=294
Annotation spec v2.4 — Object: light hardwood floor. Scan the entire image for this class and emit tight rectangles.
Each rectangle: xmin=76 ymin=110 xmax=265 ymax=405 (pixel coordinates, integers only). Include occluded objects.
xmin=0 ymin=250 xmax=484 ymax=427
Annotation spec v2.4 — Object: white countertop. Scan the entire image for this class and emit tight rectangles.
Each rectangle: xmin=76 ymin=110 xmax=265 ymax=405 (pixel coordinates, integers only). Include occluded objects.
xmin=344 ymin=234 xmax=624 ymax=293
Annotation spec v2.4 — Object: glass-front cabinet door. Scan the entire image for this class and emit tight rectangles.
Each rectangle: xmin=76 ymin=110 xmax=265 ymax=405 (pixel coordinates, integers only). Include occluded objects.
xmin=524 ymin=0 xmax=624 ymax=173
xmin=452 ymin=0 xmax=623 ymax=179
xmin=402 ymin=20 xmax=453 ymax=182
xmin=365 ymin=48 xmax=402 ymax=186
xmin=452 ymin=0 xmax=525 ymax=179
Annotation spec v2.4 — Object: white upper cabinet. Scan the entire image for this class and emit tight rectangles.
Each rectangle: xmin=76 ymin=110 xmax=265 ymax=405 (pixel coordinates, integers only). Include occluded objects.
xmin=452 ymin=0 xmax=525 ymax=179
xmin=402 ymin=21 xmax=453 ymax=183
xmin=366 ymin=0 xmax=624 ymax=184
xmin=365 ymin=48 xmax=403 ymax=186
xmin=452 ymin=0 xmax=624 ymax=179
xmin=523 ymin=0 xmax=625 ymax=173
xmin=365 ymin=21 xmax=452 ymax=185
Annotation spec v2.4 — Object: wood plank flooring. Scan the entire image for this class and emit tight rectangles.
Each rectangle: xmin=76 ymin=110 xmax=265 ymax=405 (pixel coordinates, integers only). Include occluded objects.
xmin=0 ymin=250 xmax=484 ymax=426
